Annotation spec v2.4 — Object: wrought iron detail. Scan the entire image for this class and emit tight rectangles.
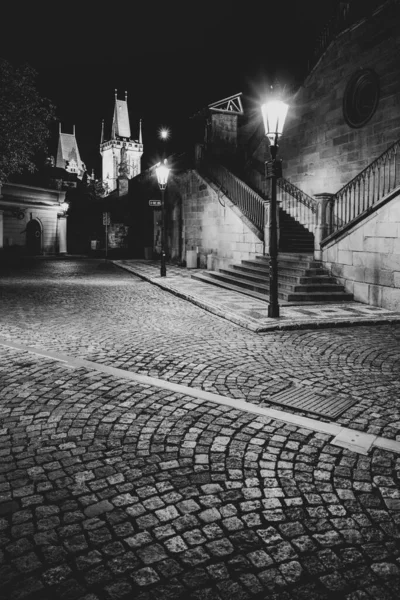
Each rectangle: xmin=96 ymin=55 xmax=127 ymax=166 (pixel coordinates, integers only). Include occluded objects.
xmin=331 ymin=137 xmax=400 ymax=235
xmin=198 ymin=155 xmax=267 ymax=234
xmin=277 ymin=179 xmax=317 ymax=213
xmin=276 ymin=178 xmax=317 ymax=234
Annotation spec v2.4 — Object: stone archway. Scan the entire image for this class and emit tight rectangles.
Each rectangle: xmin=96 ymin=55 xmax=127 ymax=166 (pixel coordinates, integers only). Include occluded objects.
xmin=26 ymin=219 xmax=42 ymax=255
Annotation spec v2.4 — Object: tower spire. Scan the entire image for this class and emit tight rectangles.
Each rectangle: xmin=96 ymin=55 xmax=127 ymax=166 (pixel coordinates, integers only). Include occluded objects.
xmin=100 ymin=119 xmax=104 ymax=144
xmin=115 ymin=88 xmax=118 ymax=101
xmin=125 ymin=90 xmax=128 ymax=102
xmin=73 ymin=124 xmax=75 ymax=136
xmin=139 ymin=118 xmax=142 ymax=144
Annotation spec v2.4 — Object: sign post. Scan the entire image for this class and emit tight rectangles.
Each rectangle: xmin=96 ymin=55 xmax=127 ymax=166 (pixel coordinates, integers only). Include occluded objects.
xmin=103 ymin=212 xmax=110 ymax=259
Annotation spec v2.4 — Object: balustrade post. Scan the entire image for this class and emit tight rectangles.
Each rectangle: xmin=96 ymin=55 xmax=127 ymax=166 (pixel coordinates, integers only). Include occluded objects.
xmin=313 ymin=193 xmax=335 ymax=259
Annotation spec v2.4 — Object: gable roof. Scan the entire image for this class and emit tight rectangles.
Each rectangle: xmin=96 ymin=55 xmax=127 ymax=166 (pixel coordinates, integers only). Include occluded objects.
xmin=56 ymin=132 xmax=85 ymax=175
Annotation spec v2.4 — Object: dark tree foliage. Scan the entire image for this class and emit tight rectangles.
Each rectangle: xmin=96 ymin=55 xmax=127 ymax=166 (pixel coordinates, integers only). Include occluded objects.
xmin=0 ymin=59 xmax=56 ymax=181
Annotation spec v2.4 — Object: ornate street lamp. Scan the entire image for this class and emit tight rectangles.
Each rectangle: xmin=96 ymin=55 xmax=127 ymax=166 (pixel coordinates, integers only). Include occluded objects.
xmin=261 ymin=99 xmax=289 ymax=318
xmin=155 ymin=159 xmax=170 ymax=277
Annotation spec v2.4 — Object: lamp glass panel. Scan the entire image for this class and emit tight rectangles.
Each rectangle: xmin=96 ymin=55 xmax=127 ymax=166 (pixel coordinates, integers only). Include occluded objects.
xmin=156 ymin=164 xmax=170 ymax=186
xmin=261 ymin=101 xmax=289 ymax=136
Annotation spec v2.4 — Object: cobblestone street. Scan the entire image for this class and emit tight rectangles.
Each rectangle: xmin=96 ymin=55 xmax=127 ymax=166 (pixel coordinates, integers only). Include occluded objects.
xmin=0 ymin=258 xmax=399 ymax=599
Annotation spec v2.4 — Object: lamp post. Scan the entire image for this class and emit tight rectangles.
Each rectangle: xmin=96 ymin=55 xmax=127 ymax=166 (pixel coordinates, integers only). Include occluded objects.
xmin=261 ymin=99 xmax=289 ymax=318
xmin=155 ymin=159 xmax=170 ymax=277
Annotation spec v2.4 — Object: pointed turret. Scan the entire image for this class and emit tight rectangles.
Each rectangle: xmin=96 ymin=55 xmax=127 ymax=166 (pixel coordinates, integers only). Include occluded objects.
xmin=111 ymin=90 xmax=131 ymax=139
xmin=139 ymin=118 xmax=143 ymax=144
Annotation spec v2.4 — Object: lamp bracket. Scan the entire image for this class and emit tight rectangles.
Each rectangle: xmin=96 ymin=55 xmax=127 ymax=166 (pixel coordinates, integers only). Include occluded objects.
xmin=265 ymin=159 xmax=283 ymax=179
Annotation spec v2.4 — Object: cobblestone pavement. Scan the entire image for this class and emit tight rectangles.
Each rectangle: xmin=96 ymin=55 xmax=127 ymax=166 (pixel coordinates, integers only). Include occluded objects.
xmin=0 ymin=259 xmax=399 ymax=439
xmin=0 ymin=258 xmax=400 ymax=599
xmin=1 ymin=344 xmax=400 ymax=600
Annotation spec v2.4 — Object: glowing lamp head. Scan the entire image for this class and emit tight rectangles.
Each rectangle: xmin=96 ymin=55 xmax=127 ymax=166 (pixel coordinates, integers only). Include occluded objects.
xmin=155 ymin=159 xmax=170 ymax=189
xmin=60 ymin=202 xmax=69 ymax=213
xmin=261 ymin=100 xmax=289 ymax=146
xmin=159 ymin=128 xmax=169 ymax=140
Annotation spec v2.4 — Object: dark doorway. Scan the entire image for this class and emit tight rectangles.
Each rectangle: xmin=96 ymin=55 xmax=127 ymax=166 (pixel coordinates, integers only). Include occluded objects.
xmin=26 ymin=219 xmax=42 ymax=255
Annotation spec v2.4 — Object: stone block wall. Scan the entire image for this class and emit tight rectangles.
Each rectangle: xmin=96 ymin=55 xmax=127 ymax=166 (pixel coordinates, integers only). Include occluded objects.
xmin=322 ymin=193 xmax=400 ymax=310
xmin=210 ymin=114 xmax=238 ymax=161
xmin=172 ymin=170 xmax=263 ymax=269
xmin=277 ymin=2 xmax=400 ymax=198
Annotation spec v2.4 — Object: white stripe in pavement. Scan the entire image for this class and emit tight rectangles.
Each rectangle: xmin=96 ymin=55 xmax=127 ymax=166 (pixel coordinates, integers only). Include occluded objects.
xmin=1 ymin=336 xmax=399 ymax=456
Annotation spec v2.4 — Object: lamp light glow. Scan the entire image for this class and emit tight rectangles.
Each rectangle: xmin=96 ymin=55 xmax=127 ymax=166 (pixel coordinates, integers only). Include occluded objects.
xmin=261 ymin=100 xmax=289 ymax=146
xmin=60 ymin=202 xmax=69 ymax=213
xmin=155 ymin=160 xmax=170 ymax=190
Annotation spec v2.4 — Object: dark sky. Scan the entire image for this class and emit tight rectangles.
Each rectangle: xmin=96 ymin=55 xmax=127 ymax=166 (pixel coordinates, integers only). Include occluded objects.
xmin=1 ymin=0 xmax=337 ymax=174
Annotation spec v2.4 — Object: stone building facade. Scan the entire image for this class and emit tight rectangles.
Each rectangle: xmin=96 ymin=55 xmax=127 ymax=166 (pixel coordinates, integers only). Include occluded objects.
xmin=0 ymin=183 xmax=68 ymax=256
xmin=244 ymin=0 xmax=400 ymax=310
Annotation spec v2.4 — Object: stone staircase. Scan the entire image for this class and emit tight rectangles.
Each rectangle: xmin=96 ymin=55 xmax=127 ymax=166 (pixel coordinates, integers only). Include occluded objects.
xmin=192 ymin=254 xmax=353 ymax=304
xmin=279 ymin=208 xmax=314 ymax=253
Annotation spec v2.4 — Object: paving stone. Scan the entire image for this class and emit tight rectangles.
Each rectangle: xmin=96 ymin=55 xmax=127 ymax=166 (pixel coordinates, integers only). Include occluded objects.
xmin=1 ymin=259 xmax=400 ymax=600
xmin=131 ymin=566 xmax=160 ymax=586
xmin=136 ymin=543 xmax=167 ymax=564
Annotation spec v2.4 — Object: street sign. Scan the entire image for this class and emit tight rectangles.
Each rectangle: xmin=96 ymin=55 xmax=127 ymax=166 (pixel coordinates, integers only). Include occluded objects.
xmin=103 ymin=212 xmax=110 ymax=225
xmin=149 ymin=200 xmax=162 ymax=207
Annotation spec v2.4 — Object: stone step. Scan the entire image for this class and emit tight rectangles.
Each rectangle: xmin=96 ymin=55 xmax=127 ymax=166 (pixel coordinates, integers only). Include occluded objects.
xmin=192 ymin=271 xmax=353 ymax=303
xmin=216 ymin=268 xmax=347 ymax=295
xmin=241 ymin=262 xmax=328 ymax=277
xmin=231 ymin=265 xmax=337 ymax=285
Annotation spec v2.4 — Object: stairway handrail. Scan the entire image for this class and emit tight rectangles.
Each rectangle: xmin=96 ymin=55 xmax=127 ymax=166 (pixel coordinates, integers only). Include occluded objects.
xmin=330 ymin=136 xmax=400 ymax=235
xmin=198 ymin=153 xmax=267 ymax=233
xmin=278 ymin=178 xmax=318 ymax=214
xmin=334 ymin=137 xmax=400 ymax=201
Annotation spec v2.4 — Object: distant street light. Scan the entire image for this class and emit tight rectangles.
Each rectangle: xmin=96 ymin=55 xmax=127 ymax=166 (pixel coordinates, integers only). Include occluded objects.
xmin=261 ymin=99 xmax=289 ymax=318
xmin=155 ymin=159 xmax=170 ymax=277
xmin=159 ymin=128 xmax=169 ymax=141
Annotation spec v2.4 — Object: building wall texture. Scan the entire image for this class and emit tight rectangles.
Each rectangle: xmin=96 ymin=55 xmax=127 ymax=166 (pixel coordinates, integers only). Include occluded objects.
xmin=278 ymin=1 xmax=400 ymax=197
xmin=323 ymin=193 xmax=400 ymax=310
xmin=3 ymin=208 xmax=59 ymax=254
xmin=0 ymin=183 xmax=66 ymax=255
xmin=171 ymin=170 xmax=263 ymax=269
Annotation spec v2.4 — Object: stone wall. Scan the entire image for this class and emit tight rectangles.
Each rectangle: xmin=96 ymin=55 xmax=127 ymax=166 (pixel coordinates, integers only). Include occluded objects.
xmin=3 ymin=207 xmax=59 ymax=254
xmin=209 ymin=114 xmax=238 ymax=161
xmin=252 ymin=1 xmax=400 ymax=198
xmin=322 ymin=192 xmax=400 ymax=310
xmin=170 ymin=170 xmax=264 ymax=269
xmin=0 ymin=183 xmax=66 ymax=255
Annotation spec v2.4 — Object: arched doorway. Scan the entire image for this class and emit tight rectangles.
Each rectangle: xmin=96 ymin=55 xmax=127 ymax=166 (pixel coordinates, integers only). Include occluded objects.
xmin=26 ymin=219 xmax=42 ymax=255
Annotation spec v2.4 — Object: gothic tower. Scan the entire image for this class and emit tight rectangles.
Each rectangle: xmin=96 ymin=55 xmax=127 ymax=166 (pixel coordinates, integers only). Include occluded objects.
xmin=100 ymin=90 xmax=143 ymax=193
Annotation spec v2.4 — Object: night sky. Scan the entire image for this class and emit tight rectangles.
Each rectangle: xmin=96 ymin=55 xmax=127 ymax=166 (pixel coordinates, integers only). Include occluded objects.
xmin=1 ymin=0 xmax=337 ymax=175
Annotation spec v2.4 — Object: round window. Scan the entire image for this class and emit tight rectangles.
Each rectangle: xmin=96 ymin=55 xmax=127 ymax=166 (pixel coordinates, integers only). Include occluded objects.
xmin=343 ymin=69 xmax=379 ymax=128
